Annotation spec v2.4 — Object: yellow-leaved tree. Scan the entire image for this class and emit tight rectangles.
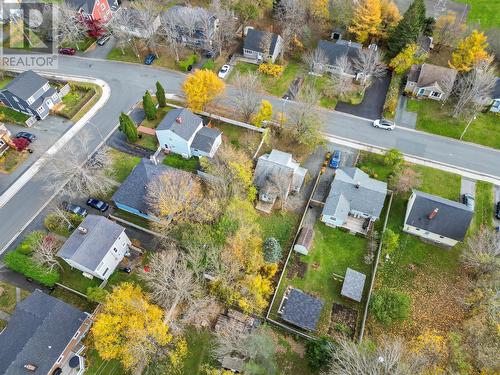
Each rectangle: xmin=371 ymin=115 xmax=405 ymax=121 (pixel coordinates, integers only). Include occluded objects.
xmin=389 ymin=43 xmax=427 ymax=74
xmin=91 ymin=283 xmax=172 ymax=370
xmin=309 ymin=0 xmax=330 ymax=22
xmin=182 ymin=69 xmax=225 ymax=111
xmin=252 ymin=100 xmax=273 ymax=127
xmin=349 ymin=0 xmax=382 ymax=43
xmin=449 ymin=30 xmax=491 ymax=72
xmin=380 ymin=0 xmax=401 ymax=33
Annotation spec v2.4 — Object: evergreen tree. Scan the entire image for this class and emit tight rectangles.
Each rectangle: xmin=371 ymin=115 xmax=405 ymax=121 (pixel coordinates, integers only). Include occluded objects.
xmin=143 ymin=91 xmax=157 ymax=120
xmin=386 ymin=0 xmax=426 ymax=57
xmin=155 ymin=81 xmax=166 ymax=108
xmin=263 ymin=237 xmax=282 ymax=263
xmin=119 ymin=112 xmax=138 ymax=142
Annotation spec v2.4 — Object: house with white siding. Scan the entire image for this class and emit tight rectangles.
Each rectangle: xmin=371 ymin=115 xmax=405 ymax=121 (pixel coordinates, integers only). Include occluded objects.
xmin=243 ymin=28 xmax=283 ymax=64
xmin=403 ymin=190 xmax=473 ymax=247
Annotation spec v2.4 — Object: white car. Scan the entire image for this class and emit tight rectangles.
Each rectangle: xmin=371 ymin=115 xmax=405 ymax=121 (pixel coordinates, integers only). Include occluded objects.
xmin=373 ymin=119 xmax=395 ymax=130
xmin=218 ymin=64 xmax=231 ymax=79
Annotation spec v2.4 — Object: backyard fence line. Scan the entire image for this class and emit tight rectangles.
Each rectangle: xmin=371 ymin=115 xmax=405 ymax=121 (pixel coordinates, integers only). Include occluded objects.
xmin=108 ymin=214 xmax=168 ymax=239
xmin=55 ymin=282 xmax=88 ymax=299
xmin=266 ymin=317 xmax=316 ymax=341
xmin=357 ymin=190 xmax=394 ymax=343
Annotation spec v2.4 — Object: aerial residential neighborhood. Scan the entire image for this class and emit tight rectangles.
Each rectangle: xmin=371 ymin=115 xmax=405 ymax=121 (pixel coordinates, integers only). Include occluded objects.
xmin=0 ymin=0 xmax=499 ymax=374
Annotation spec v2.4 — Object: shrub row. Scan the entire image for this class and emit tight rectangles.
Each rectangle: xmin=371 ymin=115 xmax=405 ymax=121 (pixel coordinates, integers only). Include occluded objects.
xmin=4 ymin=250 xmax=60 ymax=287
xmin=258 ymin=63 xmax=284 ymax=77
xmin=383 ymin=74 xmax=403 ymax=119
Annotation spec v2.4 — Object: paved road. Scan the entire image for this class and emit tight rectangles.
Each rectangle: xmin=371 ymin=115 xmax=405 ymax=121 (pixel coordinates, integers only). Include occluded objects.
xmin=1 ymin=55 xmax=500 ymax=253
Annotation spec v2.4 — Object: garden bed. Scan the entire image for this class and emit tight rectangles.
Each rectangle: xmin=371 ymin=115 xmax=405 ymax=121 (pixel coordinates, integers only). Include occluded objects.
xmin=213 ymin=121 xmax=262 ymax=157
xmin=329 ymin=303 xmax=358 ymax=338
xmin=55 ymin=83 xmax=98 ymax=120
xmin=0 ymin=149 xmax=29 ymax=173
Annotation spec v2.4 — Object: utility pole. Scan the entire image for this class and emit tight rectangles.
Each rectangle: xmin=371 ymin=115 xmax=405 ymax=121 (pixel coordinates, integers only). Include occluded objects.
xmin=460 ymin=114 xmax=476 ymax=140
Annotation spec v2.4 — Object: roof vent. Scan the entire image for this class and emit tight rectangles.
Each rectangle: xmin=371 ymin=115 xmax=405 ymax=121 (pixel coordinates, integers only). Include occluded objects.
xmin=77 ymin=226 xmax=88 ymax=235
xmin=24 ymin=364 xmax=38 ymax=372
xmin=355 ymin=182 xmax=360 ymax=189
xmin=176 ymin=116 xmax=182 ymax=124
xmin=428 ymin=208 xmax=439 ymax=220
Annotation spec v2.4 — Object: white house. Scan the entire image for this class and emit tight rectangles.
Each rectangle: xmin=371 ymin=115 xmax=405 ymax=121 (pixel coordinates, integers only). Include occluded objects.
xmin=489 ymin=78 xmax=500 ymax=113
xmin=404 ymin=63 xmax=457 ymax=101
xmin=321 ymin=168 xmax=387 ymax=233
xmin=57 ymin=215 xmax=131 ymax=280
xmin=243 ymin=28 xmax=283 ymax=64
xmin=155 ymin=108 xmax=222 ymax=159
xmin=403 ymin=190 xmax=473 ymax=247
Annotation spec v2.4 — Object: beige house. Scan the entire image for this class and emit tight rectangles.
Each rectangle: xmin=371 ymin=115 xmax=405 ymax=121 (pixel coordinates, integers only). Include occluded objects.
xmin=404 ymin=63 xmax=457 ymax=101
xmin=404 ymin=190 xmax=473 ymax=247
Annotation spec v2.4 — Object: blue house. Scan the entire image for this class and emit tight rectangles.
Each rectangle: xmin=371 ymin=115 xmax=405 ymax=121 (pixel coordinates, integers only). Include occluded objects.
xmin=112 ymin=158 xmax=176 ymax=221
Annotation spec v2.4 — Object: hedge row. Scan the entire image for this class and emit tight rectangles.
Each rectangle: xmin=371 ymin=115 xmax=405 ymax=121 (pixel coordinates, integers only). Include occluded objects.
xmin=383 ymin=74 xmax=403 ymax=120
xmin=4 ymin=250 xmax=60 ymax=287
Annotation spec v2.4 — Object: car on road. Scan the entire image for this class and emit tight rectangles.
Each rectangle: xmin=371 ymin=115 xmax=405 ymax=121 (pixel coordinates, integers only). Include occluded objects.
xmin=495 ymin=201 xmax=500 ymax=219
xmin=15 ymin=132 xmax=36 ymax=143
xmin=144 ymin=53 xmax=156 ymax=65
xmin=328 ymin=150 xmax=342 ymax=169
xmin=64 ymin=202 xmax=88 ymax=217
xmin=218 ymin=64 xmax=231 ymax=79
xmin=97 ymin=34 xmax=111 ymax=46
xmin=86 ymin=198 xmax=109 ymax=212
xmin=373 ymin=119 xmax=395 ymax=130
xmin=462 ymin=193 xmax=475 ymax=211
xmin=58 ymin=47 xmax=76 ymax=55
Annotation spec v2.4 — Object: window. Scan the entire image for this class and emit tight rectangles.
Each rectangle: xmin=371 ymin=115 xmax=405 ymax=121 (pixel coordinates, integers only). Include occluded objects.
xmin=56 ymin=355 xmax=64 ymax=364
xmin=430 ymin=91 xmax=442 ymax=98
xmin=102 ymin=267 xmax=109 ymax=277
xmin=101 ymin=2 xmax=106 ymax=10
xmin=73 ymin=330 xmax=80 ymax=339
xmin=13 ymin=97 xmax=19 ymax=103
xmin=43 ymin=82 xmax=50 ymax=91
xmin=0 ymin=140 xmax=5 ymax=147
xmin=37 ymin=105 xmax=44 ymax=114
xmin=417 ymin=88 xmax=425 ymax=96
xmin=27 ymin=96 xmax=34 ymax=105
xmin=113 ymin=247 xmax=117 ymax=253
xmin=424 ymin=231 xmax=430 ymax=235
xmin=439 ymin=235 xmax=445 ymax=239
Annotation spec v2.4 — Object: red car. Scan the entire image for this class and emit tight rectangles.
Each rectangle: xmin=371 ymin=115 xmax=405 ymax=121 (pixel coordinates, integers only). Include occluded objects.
xmin=59 ymin=48 xmax=76 ymax=55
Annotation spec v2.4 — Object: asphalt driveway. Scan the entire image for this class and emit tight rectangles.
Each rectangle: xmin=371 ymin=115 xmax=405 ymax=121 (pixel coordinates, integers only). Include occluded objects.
xmin=335 ymin=73 xmax=392 ymax=120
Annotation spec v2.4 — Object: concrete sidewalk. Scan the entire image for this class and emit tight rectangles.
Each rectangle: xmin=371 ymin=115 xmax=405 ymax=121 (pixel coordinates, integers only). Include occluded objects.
xmin=395 ymin=95 xmax=417 ymax=129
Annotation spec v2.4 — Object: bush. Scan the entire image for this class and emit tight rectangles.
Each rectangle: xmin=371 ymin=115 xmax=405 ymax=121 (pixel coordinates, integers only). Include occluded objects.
xmin=305 ymin=338 xmax=334 ymax=371
xmin=178 ymin=54 xmax=198 ymax=71
xmin=258 ymin=63 xmax=284 ymax=77
xmin=4 ymin=250 xmax=60 ymax=286
xmin=119 ymin=112 xmax=138 ymax=142
xmin=201 ymin=60 xmax=215 ymax=70
xmin=44 ymin=213 xmax=83 ymax=237
xmin=16 ymin=231 xmax=45 ymax=255
xmin=384 ymin=148 xmax=404 ymax=168
xmin=143 ymin=91 xmax=157 ymax=121
xmin=87 ymin=286 xmax=109 ymax=303
xmin=263 ymin=237 xmax=282 ymax=263
xmin=383 ymin=74 xmax=403 ymax=119
xmin=155 ymin=81 xmax=166 ymax=108
xmin=370 ymin=288 xmax=411 ymax=326
xmin=382 ymin=229 xmax=399 ymax=258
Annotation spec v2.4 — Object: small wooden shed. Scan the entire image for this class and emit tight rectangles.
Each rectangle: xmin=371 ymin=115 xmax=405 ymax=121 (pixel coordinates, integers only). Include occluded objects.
xmin=294 ymin=226 xmax=314 ymax=255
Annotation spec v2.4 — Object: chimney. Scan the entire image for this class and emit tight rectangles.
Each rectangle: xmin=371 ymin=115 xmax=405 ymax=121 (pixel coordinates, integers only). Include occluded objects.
xmin=24 ymin=364 xmax=38 ymax=372
xmin=355 ymin=181 xmax=360 ymax=189
xmin=176 ymin=116 xmax=182 ymax=124
xmin=77 ymin=226 xmax=88 ymax=235
xmin=428 ymin=208 xmax=439 ymax=220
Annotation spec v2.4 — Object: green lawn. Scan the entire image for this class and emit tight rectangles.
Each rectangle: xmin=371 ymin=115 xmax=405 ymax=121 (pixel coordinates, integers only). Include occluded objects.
xmin=0 ymin=106 xmax=30 ymax=124
xmin=62 ymin=36 xmax=95 ymax=51
xmin=162 ymin=153 xmax=199 ymax=172
xmin=213 ymin=121 xmax=262 ymax=156
xmin=455 ymin=0 xmax=500 ymax=28
xmin=407 ymin=99 xmax=500 ymax=149
xmin=304 ymin=75 xmax=338 ymax=109
xmin=136 ymin=134 xmax=158 ymax=151
xmin=256 ymin=211 xmax=299 ymax=249
xmin=0 ymin=319 xmax=7 ymax=331
xmin=107 ymin=47 xmax=142 ymax=63
xmin=107 ymin=149 xmax=141 ymax=183
xmin=57 ymin=86 xmax=96 ymax=120
xmin=140 ymin=107 xmax=171 ymax=129
xmin=471 ymin=181 xmax=494 ymax=232
xmin=84 ymin=348 xmax=125 ymax=375
xmin=112 ymin=209 xmax=151 ymax=230
xmin=182 ymin=327 xmax=216 ymax=374
xmin=50 ymin=287 xmax=97 ymax=312
xmin=58 ymin=263 xmax=101 ymax=294
xmin=0 ymin=77 xmax=13 ymax=89
xmin=0 ymin=282 xmax=29 ymax=314
xmin=0 ymin=149 xmax=28 ymax=173
xmin=275 ymin=329 xmax=316 ymax=375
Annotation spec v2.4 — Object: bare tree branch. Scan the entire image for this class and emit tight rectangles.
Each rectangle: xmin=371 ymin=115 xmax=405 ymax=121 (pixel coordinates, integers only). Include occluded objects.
xmin=32 ymin=234 xmax=63 ymax=271
xmin=231 ymin=71 xmax=262 ymax=122
xmin=353 ymin=48 xmax=387 ymax=88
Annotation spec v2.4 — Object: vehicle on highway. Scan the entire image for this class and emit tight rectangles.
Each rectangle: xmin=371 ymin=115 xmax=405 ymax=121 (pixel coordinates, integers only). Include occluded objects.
xmin=86 ymin=198 xmax=109 ymax=212
xmin=58 ymin=48 xmax=76 ymax=55
xmin=462 ymin=193 xmax=475 ymax=211
xmin=218 ymin=64 xmax=231 ymax=79
xmin=64 ymin=202 xmax=88 ymax=217
xmin=97 ymin=34 xmax=111 ymax=46
xmin=15 ymin=131 xmax=36 ymax=143
xmin=495 ymin=201 xmax=500 ymax=219
xmin=329 ymin=150 xmax=342 ymax=169
xmin=144 ymin=53 xmax=156 ymax=65
xmin=373 ymin=119 xmax=395 ymax=130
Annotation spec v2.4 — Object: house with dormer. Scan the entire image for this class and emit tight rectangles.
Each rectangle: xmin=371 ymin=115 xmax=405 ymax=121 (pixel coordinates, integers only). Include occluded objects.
xmin=404 ymin=63 xmax=457 ymax=101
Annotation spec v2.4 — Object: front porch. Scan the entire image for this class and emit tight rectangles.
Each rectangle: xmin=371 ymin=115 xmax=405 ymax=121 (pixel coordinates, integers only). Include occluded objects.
xmin=341 ymin=215 xmax=372 ymax=235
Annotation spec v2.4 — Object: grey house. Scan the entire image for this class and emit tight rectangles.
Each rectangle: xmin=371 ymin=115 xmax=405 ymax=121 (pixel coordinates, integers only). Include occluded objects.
xmin=404 ymin=190 xmax=473 ymax=247
xmin=279 ymin=288 xmax=324 ymax=332
xmin=0 ymin=70 xmax=61 ymax=123
xmin=488 ymin=78 xmax=500 ymax=113
xmin=321 ymin=168 xmax=387 ymax=233
xmin=57 ymin=215 xmax=131 ymax=280
xmin=341 ymin=268 xmax=366 ymax=302
xmin=0 ymin=290 xmax=92 ymax=375
xmin=313 ymin=39 xmax=362 ymax=77
xmin=404 ymin=63 xmax=457 ymax=100
xmin=243 ymin=28 xmax=283 ymax=64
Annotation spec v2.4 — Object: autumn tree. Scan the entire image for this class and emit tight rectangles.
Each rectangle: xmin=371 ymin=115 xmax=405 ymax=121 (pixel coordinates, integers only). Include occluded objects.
xmin=449 ymin=30 xmax=491 ymax=73
xmin=275 ymin=0 xmax=307 ymax=59
xmin=234 ymin=0 xmax=259 ymax=30
xmin=31 ymin=234 xmax=62 ymax=271
xmin=309 ymin=0 xmax=329 ymax=22
xmin=380 ymin=0 xmax=401 ymax=34
xmin=143 ymin=90 xmax=157 ymax=120
xmin=232 ymin=72 xmax=262 ymax=122
xmin=387 ymin=0 xmax=426 ymax=57
xmin=349 ymin=0 xmax=382 ymax=43
xmin=209 ymin=0 xmax=238 ymax=56
xmin=92 ymin=283 xmax=172 ymax=371
xmin=384 ymin=148 xmax=404 ymax=167
xmin=390 ymin=167 xmax=421 ymax=194
xmin=389 ymin=43 xmax=427 ymax=74
xmin=119 ymin=112 xmax=138 ymax=142
xmin=252 ymin=100 xmax=273 ymax=127
xmin=182 ymin=69 xmax=225 ymax=111
xmin=156 ymin=81 xmax=166 ymax=107
xmin=461 ymin=227 xmax=500 ymax=275
xmin=433 ymin=12 xmax=466 ymax=50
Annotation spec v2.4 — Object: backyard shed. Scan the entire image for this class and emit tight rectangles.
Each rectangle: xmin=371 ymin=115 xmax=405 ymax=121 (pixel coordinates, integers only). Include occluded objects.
xmin=293 ymin=226 xmax=315 ymax=255
xmin=341 ymin=268 xmax=366 ymax=302
xmin=280 ymin=288 xmax=324 ymax=332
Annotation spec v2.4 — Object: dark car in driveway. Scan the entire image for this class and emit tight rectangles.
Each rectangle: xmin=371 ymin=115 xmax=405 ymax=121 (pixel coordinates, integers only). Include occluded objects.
xmin=328 ymin=150 xmax=342 ymax=169
xmin=64 ymin=202 xmax=88 ymax=217
xmin=144 ymin=53 xmax=156 ymax=65
xmin=86 ymin=198 xmax=109 ymax=212
xmin=97 ymin=34 xmax=111 ymax=46
xmin=15 ymin=131 xmax=36 ymax=143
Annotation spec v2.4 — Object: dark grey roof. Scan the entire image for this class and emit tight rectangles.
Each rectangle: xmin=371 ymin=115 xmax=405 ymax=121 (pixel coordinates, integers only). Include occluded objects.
xmin=57 ymin=215 xmax=126 ymax=271
xmin=491 ymin=78 xmax=500 ymax=99
xmin=191 ymin=126 xmax=221 ymax=153
xmin=0 ymin=290 xmax=88 ymax=375
xmin=112 ymin=158 xmax=175 ymax=214
xmin=281 ymin=288 xmax=323 ymax=331
xmin=157 ymin=108 xmax=202 ymax=141
xmin=414 ymin=63 xmax=457 ymax=88
xmin=341 ymin=268 xmax=366 ymax=302
xmin=417 ymin=35 xmax=432 ymax=53
xmin=243 ymin=29 xmax=280 ymax=54
xmin=316 ymin=39 xmax=362 ymax=66
xmin=405 ymin=190 xmax=473 ymax=241
xmin=2 ymin=71 xmax=49 ymax=101
xmin=323 ymin=168 xmax=387 ymax=221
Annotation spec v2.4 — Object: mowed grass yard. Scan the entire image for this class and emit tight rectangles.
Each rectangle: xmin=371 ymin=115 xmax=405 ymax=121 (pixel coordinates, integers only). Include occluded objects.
xmin=358 ymin=153 xmax=475 ymax=340
xmin=455 ymin=0 xmax=500 ymax=28
xmin=407 ymin=99 xmax=500 ymax=149
xmin=0 ymin=282 xmax=29 ymax=314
